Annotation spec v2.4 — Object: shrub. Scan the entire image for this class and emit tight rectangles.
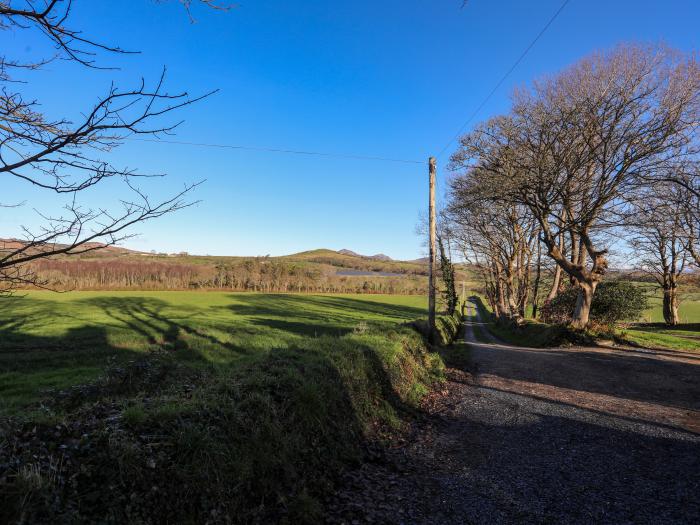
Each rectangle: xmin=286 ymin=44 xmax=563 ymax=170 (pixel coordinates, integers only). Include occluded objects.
xmin=541 ymin=281 xmax=648 ymax=326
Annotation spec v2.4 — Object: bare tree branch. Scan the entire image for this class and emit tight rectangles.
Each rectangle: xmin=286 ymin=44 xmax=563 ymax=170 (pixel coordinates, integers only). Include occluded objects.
xmin=0 ymin=1 xmax=226 ymax=295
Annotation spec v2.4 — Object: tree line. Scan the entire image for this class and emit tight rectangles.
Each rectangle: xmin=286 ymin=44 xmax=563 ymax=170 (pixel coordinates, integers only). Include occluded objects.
xmin=29 ymin=257 xmax=429 ymax=295
xmin=445 ymin=44 xmax=699 ymax=327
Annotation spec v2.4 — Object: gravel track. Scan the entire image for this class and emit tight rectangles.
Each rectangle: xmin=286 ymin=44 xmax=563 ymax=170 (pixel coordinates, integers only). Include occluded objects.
xmin=325 ymin=302 xmax=700 ymax=524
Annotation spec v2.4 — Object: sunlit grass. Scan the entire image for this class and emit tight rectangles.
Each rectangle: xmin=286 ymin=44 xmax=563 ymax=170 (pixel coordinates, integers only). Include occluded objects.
xmin=640 ymin=291 xmax=700 ymax=324
xmin=621 ymin=323 xmax=700 ymax=352
xmin=0 ymin=291 xmax=428 ymax=413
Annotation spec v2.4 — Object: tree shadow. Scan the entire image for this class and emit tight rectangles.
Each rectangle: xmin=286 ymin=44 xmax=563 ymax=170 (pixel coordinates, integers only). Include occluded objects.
xmin=468 ymin=342 xmax=700 ymax=413
xmin=0 ymin=294 xmax=257 ymax=413
xmin=393 ymin=394 xmax=700 ymax=523
xmin=465 ymin=299 xmax=700 ymax=413
xmin=631 ymin=322 xmax=700 ymax=333
xmin=244 ymin=317 xmax=349 ymax=337
xmin=224 ymin=294 xmax=426 ymax=338
xmin=0 ymin=296 xmax=423 ymax=523
xmin=0 ymin=323 xmax=137 ymax=412
xmin=78 ymin=296 xmax=252 ymax=358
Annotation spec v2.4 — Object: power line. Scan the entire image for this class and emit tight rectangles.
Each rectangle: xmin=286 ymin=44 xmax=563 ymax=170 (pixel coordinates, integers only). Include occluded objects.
xmin=436 ymin=0 xmax=572 ymax=160
xmin=129 ymin=3 xmax=570 ymax=169
xmin=129 ymin=137 xmax=424 ymax=165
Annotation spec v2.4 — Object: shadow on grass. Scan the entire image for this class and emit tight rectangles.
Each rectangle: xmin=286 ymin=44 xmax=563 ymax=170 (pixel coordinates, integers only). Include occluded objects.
xmin=0 ymin=293 xmax=428 ymax=415
xmin=225 ymin=293 xmax=426 ymax=337
xmin=0 ymin=295 xmax=249 ymax=412
xmin=0 ymin=294 xmax=425 ymax=524
xmin=79 ymin=296 xmax=252 ymax=357
xmin=0 ymin=324 xmax=127 ymax=412
xmin=630 ymin=323 xmax=700 ymax=332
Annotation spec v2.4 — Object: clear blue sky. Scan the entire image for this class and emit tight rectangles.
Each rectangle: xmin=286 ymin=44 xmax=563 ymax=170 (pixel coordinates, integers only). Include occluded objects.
xmin=2 ymin=0 xmax=698 ymax=259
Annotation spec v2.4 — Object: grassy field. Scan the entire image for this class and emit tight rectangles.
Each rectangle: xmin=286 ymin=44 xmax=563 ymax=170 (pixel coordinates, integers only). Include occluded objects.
xmin=1 ymin=290 xmax=459 ymax=523
xmin=620 ymin=324 xmax=700 ymax=351
xmin=470 ymin=287 xmax=700 ymax=351
xmin=640 ymin=290 xmax=700 ymax=323
xmin=623 ymin=289 xmax=700 ymax=351
xmin=0 ymin=291 xmax=428 ymax=413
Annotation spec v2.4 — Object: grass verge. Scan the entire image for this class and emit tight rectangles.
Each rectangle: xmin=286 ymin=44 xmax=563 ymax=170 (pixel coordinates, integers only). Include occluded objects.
xmin=616 ymin=323 xmax=700 ymax=352
xmin=0 ymin=297 xmax=462 ymax=524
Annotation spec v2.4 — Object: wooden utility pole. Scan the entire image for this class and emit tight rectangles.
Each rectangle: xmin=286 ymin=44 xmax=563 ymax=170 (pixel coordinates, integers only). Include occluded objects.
xmin=428 ymin=156 xmax=437 ymax=340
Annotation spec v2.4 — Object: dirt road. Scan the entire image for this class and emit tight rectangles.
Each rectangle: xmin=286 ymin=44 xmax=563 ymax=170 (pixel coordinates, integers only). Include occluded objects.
xmin=326 ymin=303 xmax=700 ymax=524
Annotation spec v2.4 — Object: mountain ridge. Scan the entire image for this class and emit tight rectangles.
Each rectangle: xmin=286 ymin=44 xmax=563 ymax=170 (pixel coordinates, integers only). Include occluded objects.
xmin=0 ymin=239 xmax=422 ymax=264
xmin=338 ymin=249 xmax=393 ymax=261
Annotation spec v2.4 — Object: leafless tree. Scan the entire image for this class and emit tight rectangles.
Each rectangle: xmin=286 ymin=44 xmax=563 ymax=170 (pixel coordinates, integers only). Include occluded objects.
xmin=0 ymin=0 xmax=225 ymax=294
xmin=451 ymin=44 xmax=700 ymax=328
xmin=629 ymin=183 xmax=689 ymax=325
xmin=674 ymin=163 xmax=700 ymax=267
xmin=447 ymin=165 xmax=538 ymax=324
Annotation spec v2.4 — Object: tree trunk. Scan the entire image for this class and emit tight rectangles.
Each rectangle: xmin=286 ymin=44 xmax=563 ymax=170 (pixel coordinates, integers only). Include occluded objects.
xmin=662 ymin=287 xmax=680 ymax=326
xmin=571 ymin=281 xmax=597 ymax=329
xmin=532 ymin=241 xmax=542 ymax=318
xmin=546 ymin=233 xmax=565 ymax=302
xmin=546 ymin=265 xmax=562 ymax=301
xmin=494 ymin=280 xmax=507 ymax=320
xmin=569 ymin=230 xmax=579 ymax=287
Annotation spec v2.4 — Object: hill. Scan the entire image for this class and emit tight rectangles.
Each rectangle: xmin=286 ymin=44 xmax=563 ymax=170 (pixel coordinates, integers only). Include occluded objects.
xmin=0 ymin=238 xmax=143 ymax=257
xmin=281 ymin=249 xmax=426 ymax=276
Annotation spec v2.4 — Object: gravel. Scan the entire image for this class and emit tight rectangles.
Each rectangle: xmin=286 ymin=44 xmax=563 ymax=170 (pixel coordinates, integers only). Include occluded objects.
xmin=324 ymin=306 xmax=700 ymax=524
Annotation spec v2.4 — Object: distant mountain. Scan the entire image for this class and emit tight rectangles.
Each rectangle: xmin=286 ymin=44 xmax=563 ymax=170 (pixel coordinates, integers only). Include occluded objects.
xmin=339 ymin=249 xmax=393 ymax=261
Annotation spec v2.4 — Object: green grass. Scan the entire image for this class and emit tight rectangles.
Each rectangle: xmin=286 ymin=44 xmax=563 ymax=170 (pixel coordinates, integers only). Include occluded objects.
xmin=620 ymin=286 xmax=700 ymax=351
xmin=640 ymin=291 xmax=700 ymax=324
xmin=0 ymin=291 xmax=427 ymax=413
xmin=0 ymin=290 xmax=456 ymax=523
xmin=470 ymin=289 xmax=700 ymax=351
xmin=619 ymin=323 xmax=700 ymax=352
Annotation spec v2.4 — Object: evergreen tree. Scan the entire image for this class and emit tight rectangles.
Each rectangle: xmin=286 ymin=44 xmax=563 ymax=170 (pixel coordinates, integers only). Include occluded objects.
xmin=438 ymin=236 xmax=459 ymax=315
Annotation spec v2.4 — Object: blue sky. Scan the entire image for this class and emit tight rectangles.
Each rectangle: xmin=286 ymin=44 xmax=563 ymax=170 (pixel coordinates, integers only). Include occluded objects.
xmin=2 ymin=0 xmax=699 ymax=259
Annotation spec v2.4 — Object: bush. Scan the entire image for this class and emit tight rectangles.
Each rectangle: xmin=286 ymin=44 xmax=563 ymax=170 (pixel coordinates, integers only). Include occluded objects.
xmin=541 ymin=281 xmax=648 ymax=326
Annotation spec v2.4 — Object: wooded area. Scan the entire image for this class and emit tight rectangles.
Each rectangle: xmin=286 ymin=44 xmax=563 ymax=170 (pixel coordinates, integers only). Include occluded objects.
xmin=27 ymin=255 xmax=431 ymax=294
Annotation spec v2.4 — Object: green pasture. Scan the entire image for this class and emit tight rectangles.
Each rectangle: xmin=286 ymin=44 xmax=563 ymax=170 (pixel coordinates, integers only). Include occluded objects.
xmin=626 ymin=288 xmax=700 ymax=351
xmin=0 ymin=291 xmax=450 ymax=522
xmin=639 ymin=290 xmax=700 ymax=324
xmin=0 ymin=291 xmax=427 ymax=413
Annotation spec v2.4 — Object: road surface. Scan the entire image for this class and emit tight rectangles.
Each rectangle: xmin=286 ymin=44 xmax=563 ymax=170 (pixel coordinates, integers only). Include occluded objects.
xmin=325 ymin=302 xmax=700 ymax=524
